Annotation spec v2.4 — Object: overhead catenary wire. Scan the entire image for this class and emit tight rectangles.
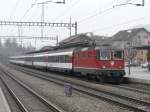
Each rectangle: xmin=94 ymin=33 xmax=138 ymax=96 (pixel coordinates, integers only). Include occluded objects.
xmin=50 ymin=1 xmax=115 ymax=36
xmin=51 ymin=0 xmax=81 ymax=21
xmin=10 ymin=0 xmax=21 ymax=19
xmin=92 ymin=15 xmax=150 ymax=33
xmin=78 ymin=0 xmax=144 ymax=24
xmin=77 ymin=0 xmax=120 ymax=24
xmin=78 ymin=7 xmax=114 ymax=24
xmin=20 ymin=0 xmax=38 ymax=21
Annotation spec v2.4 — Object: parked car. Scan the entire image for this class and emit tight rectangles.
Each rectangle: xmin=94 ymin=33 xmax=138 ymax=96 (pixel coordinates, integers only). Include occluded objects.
xmin=141 ymin=62 xmax=148 ymax=68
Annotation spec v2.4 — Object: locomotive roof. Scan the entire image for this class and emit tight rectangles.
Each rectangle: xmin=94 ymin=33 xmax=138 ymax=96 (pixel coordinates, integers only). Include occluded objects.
xmin=73 ymin=46 xmax=124 ymax=52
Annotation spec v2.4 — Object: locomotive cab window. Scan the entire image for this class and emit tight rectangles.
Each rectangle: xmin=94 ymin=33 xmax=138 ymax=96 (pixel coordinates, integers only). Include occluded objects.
xmin=114 ymin=50 xmax=123 ymax=59
xmin=100 ymin=49 xmax=111 ymax=60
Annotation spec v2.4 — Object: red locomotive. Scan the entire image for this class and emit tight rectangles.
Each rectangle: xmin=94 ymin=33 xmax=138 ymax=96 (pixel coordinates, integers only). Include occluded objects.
xmin=9 ymin=46 xmax=125 ymax=83
xmin=73 ymin=47 xmax=125 ymax=82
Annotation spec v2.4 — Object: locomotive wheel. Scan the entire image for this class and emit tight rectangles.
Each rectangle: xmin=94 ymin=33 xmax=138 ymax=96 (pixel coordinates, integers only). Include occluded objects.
xmin=94 ymin=75 xmax=104 ymax=83
xmin=95 ymin=75 xmax=100 ymax=82
xmin=87 ymin=74 xmax=91 ymax=80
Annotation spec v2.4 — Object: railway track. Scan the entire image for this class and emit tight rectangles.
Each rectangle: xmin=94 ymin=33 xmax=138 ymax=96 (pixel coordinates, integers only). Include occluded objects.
xmin=115 ymin=84 xmax=150 ymax=95
xmin=0 ymin=67 xmax=65 ymax=112
xmin=9 ymin=64 xmax=150 ymax=95
xmin=122 ymin=83 xmax=150 ymax=91
xmin=8 ymin=65 xmax=150 ymax=112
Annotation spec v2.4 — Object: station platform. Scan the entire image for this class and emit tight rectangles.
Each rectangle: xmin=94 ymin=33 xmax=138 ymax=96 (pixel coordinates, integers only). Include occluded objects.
xmin=125 ymin=67 xmax=150 ymax=84
xmin=0 ymin=87 xmax=11 ymax=112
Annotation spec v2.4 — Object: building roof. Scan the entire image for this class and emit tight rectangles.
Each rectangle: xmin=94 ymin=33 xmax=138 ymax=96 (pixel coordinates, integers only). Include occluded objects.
xmin=26 ymin=46 xmax=56 ymax=54
xmin=40 ymin=46 xmax=55 ymax=51
xmin=112 ymin=28 xmax=149 ymax=41
xmin=59 ymin=33 xmax=110 ymax=47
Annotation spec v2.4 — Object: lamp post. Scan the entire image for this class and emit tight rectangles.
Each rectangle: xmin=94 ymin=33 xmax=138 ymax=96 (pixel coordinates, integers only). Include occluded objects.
xmin=127 ymin=42 xmax=132 ymax=75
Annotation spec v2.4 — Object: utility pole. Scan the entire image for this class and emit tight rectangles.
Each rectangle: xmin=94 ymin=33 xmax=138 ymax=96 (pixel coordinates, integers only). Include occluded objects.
xmin=18 ymin=25 xmax=23 ymax=47
xmin=41 ymin=3 xmax=44 ymax=39
xmin=35 ymin=37 xmax=37 ymax=50
xmin=32 ymin=0 xmax=65 ymax=40
xmin=69 ymin=17 xmax=72 ymax=37
xmin=56 ymin=35 xmax=58 ymax=45
xmin=75 ymin=21 xmax=77 ymax=35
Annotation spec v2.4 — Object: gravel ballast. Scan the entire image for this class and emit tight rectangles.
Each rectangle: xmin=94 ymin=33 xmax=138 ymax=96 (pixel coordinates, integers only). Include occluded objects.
xmin=3 ymin=66 xmax=133 ymax=112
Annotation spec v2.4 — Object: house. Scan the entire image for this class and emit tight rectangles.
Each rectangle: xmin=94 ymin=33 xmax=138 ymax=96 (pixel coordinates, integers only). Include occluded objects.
xmin=112 ymin=28 xmax=150 ymax=64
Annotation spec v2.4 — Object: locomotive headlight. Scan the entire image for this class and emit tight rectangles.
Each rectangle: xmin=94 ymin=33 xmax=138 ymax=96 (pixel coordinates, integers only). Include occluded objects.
xmin=119 ymin=66 xmax=122 ymax=68
xmin=110 ymin=61 xmax=114 ymax=66
xmin=102 ymin=66 xmax=106 ymax=69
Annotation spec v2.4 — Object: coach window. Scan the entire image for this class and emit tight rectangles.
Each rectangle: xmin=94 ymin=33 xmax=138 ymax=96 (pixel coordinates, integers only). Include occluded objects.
xmin=60 ymin=56 xmax=62 ymax=63
xmin=59 ymin=56 xmax=61 ymax=63
xmin=63 ymin=56 xmax=65 ymax=63
xmin=48 ymin=56 xmax=50 ymax=62
xmin=48 ymin=56 xmax=51 ymax=62
xmin=55 ymin=56 xmax=58 ymax=62
xmin=66 ymin=56 xmax=68 ymax=62
xmin=36 ymin=57 xmax=39 ymax=61
xmin=65 ymin=56 xmax=67 ymax=62
xmin=51 ymin=56 xmax=54 ymax=62
xmin=52 ymin=57 xmax=54 ymax=62
xmin=40 ymin=57 xmax=42 ymax=62
xmin=56 ymin=56 xmax=58 ymax=62
xmin=52 ymin=56 xmax=55 ymax=62
xmin=100 ymin=49 xmax=111 ymax=60
xmin=66 ymin=56 xmax=69 ymax=62
xmin=57 ymin=56 xmax=59 ymax=63
xmin=53 ymin=56 xmax=55 ymax=62
xmin=60 ymin=56 xmax=63 ymax=63
xmin=61 ymin=56 xmax=63 ymax=63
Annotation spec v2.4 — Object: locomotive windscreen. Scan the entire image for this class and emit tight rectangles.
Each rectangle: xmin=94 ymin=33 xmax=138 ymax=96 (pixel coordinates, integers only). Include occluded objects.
xmin=114 ymin=50 xmax=123 ymax=59
xmin=100 ymin=49 xmax=111 ymax=60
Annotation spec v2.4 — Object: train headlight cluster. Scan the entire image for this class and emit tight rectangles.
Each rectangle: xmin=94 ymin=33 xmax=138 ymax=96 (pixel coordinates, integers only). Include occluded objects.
xmin=110 ymin=61 xmax=114 ymax=66
xmin=102 ymin=66 xmax=106 ymax=69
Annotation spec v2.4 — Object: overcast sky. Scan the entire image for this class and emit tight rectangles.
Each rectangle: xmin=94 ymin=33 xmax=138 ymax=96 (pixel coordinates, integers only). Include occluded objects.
xmin=0 ymin=0 xmax=150 ymax=49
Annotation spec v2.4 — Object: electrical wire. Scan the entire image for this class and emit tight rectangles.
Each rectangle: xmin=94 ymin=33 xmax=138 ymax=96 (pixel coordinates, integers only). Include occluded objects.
xmin=20 ymin=0 xmax=38 ymax=21
xmin=10 ymin=0 xmax=21 ymax=18
xmin=77 ymin=0 xmax=136 ymax=24
xmin=78 ymin=7 xmax=114 ymax=24
xmin=92 ymin=15 xmax=150 ymax=33
xmin=51 ymin=0 xmax=80 ymax=21
xmin=51 ymin=1 xmax=115 ymax=36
